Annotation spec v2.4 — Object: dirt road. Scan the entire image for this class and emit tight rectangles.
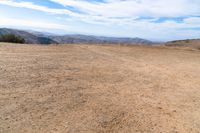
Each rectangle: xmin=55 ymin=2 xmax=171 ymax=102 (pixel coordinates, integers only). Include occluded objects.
xmin=0 ymin=44 xmax=200 ymax=132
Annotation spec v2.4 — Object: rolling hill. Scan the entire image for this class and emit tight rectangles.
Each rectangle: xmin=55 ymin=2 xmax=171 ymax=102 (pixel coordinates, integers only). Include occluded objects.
xmin=0 ymin=28 xmax=153 ymax=45
xmin=166 ymin=39 xmax=200 ymax=50
xmin=51 ymin=35 xmax=153 ymax=44
xmin=0 ymin=28 xmax=56 ymax=44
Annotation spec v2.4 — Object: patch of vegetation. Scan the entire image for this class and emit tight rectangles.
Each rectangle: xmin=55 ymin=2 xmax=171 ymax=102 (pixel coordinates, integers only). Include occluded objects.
xmin=37 ymin=37 xmax=56 ymax=44
xmin=184 ymin=40 xmax=190 ymax=43
xmin=170 ymin=40 xmax=179 ymax=43
xmin=0 ymin=34 xmax=25 ymax=44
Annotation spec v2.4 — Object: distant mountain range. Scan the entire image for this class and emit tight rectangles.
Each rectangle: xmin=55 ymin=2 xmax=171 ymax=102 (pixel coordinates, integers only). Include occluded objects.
xmin=0 ymin=28 xmax=154 ymax=45
xmin=0 ymin=28 xmax=57 ymax=44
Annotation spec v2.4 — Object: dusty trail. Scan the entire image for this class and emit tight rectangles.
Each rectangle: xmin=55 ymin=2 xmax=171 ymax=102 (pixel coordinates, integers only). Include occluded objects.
xmin=0 ymin=44 xmax=200 ymax=133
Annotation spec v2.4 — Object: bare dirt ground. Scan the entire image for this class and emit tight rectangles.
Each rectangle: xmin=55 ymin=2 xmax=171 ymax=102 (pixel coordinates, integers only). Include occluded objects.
xmin=0 ymin=43 xmax=200 ymax=133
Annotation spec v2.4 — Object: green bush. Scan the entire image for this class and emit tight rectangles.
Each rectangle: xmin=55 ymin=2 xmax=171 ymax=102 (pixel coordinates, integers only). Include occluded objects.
xmin=0 ymin=34 xmax=25 ymax=44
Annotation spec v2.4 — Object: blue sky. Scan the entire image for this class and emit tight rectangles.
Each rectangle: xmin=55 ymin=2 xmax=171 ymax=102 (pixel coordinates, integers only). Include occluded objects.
xmin=0 ymin=0 xmax=200 ymax=41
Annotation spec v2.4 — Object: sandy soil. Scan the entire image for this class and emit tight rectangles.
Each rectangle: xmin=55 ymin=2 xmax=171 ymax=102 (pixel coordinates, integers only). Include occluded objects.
xmin=0 ymin=43 xmax=200 ymax=133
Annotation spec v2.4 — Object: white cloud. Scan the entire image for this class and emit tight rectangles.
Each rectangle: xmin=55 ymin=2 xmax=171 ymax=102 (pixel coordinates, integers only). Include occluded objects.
xmin=0 ymin=0 xmax=138 ymax=25
xmin=184 ymin=17 xmax=200 ymax=25
xmin=50 ymin=0 xmax=200 ymax=17
xmin=0 ymin=0 xmax=200 ymax=41
xmin=1 ymin=0 xmax=200 ymax=26
xmin=0 ymin=16 xmax=70 ymax=30
xmin=0 ymin=0 xmax=82 ymax=17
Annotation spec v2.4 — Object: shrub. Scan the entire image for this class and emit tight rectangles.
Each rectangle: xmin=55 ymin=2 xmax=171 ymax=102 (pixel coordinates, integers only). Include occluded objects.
xmin=0 ymin=34 xmax=25 ymax=44
xmin=185 ymin=40 xmax=190 ymax=43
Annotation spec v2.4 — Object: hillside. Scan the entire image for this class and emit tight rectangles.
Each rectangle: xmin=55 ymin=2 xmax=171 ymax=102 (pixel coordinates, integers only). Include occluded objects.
xmin=0 ymin=28 xmax=153 ymax=45
xmin=166 ymin=39 xmax=200 ymax=50
xmin=0 ymin=28 xmax=56 ymax=44
xmin=1 ymin=43 xmax=200 ymax=132
xmin=51 ymin=35 xmax=153 ymax=44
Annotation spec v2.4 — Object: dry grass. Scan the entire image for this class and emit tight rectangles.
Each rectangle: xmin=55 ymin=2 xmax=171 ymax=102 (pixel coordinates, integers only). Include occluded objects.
xmin=0 ymin=43 xmax=200 ymax=133
xmin=166 ymin=39 xmax=200 ymax=50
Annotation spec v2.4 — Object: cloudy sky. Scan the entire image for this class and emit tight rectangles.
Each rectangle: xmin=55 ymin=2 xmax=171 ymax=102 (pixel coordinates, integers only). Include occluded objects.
xmin=0 ymin=0 xmax=200 ymax=41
